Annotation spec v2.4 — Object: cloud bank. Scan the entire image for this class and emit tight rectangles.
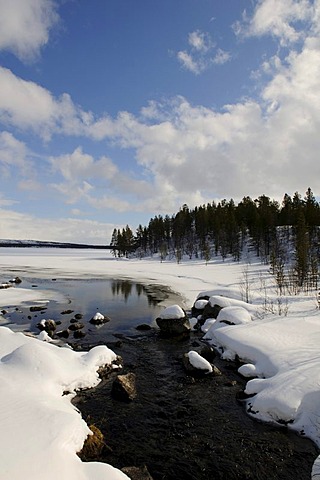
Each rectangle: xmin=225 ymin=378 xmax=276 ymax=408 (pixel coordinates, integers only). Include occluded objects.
xmin=0 ymin=0 xmax=320 ymax=242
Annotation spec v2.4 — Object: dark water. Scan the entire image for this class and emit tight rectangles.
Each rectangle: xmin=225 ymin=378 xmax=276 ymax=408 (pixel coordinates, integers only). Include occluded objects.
xmin=76 ymin=331 xmax=318 ymax=480
xmin=1 ymin=276 xmax=178 ymax=344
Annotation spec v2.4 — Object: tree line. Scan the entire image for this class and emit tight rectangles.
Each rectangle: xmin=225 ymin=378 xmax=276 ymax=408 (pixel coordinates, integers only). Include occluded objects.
xmin=110 ymin=188 xmax=320 ymax=292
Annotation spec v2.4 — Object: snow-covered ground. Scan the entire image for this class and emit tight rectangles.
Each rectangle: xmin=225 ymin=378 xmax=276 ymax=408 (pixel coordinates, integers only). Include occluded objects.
xmin=0 ymin=248 xmax=320 ymax=479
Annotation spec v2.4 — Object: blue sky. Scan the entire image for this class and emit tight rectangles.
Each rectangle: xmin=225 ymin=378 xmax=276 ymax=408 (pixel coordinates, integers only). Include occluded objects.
xmin=0 ymin=0 xmax=320 ymax=244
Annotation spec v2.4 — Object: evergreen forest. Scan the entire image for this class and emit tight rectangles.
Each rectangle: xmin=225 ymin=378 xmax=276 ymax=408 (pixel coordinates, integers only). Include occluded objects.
xmin=110 ymin=188 xmax=320 ymax=293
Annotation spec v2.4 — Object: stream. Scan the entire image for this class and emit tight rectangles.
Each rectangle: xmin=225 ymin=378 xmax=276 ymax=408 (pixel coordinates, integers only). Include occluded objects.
xmin=1 ymin=274 xmax=318 ymax=479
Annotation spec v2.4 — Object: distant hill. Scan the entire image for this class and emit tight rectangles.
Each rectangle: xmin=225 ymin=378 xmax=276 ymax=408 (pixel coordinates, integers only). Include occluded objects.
xmin=0 ymin=239 xmax=110 ymax=249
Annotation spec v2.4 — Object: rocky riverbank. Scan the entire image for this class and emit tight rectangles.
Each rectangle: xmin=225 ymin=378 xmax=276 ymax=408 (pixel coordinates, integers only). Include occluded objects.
xmin=74 ymin=328 xmax=318 ymax=480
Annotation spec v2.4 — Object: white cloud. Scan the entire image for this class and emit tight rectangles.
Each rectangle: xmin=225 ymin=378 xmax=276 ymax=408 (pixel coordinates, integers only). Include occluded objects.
xmin=234 ymin=0 xmax=313 ymax=46
xmin=176 ymin=30 xmax=230 ymax=75
xmin=177 ymin=50 xmax=203 ymax=75
xmin=0 ymin=207 xmax=115 ymax=244
xmin=0 ymin=131 xmax=28 ymax=168
xmin=50 ymin=147 xmax=118 ymax=182
xmin=0 ymin=131 xmax=36 ymax=180
xmin=0 ymin=0 xmax=59 ymax=62
xmin=213 ymin=48 xmax=231 ymax=65
xmin=2 ymin=1 xmax=320 ymax=216
xmin=0 ymin=194 xmax=18 ymax=207
xmin=0 ymin=68 xmax=90 ymax=140
xmin=188 ymin=30 xmax=213 ymax=52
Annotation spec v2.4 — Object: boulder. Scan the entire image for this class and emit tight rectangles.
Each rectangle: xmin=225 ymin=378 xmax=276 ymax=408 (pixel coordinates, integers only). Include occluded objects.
xmin=37 ymin=319 xmax=57 ymax=335
xmin=200 ymin=344 xmax=216 ymax=362
xmin=121 ymin=465 xmax=154 ymax=480
xmin=112 ymin=373 xmax=137 ymax=401
xmin=135 ymin=324 xmax=152 ymax=331
xmin=156 ymin=305 xmax=190 ymax=336
xmin=79 ymin=425 xmax=105 ymax=460
xmin=90 ymin=312 xmax=111 ymax=325
xmin=73 ymin=330 xmax=86 ymax=339
xmin=201 ymin=302 xmax=223 ymax=322
xmin=9 ymin=276 xmax=22 ymax=284
xmin=183 ymin=351 xmax=213 ymax=376
xmin=191 ymin=298 xmax=209 ymax=318
xmin=68 ymin=322 xmax=84 ymax=331
xmin=56 ymin=329 xmax=70 ymax=339
xmin=30 ymin=305 xmax=47 ymax=312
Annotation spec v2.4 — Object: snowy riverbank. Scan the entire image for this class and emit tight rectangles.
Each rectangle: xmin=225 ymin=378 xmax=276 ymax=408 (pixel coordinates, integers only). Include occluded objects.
xmin=0 ymin=248 xmax=320 ymax=478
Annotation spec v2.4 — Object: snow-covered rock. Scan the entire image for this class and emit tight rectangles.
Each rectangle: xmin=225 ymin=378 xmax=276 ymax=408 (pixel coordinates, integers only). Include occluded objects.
xmin=216 ymin=306 xmax=252 ymax=325
xmin=183 ymin=350 xmax=213 ymax=375
xmin=89 ymin=312 xmax=111 ymax=325
xmin=156 ymin=305 xmax=190 ymax=336
xmin=158 ymin=305 xmax=185 ymax=319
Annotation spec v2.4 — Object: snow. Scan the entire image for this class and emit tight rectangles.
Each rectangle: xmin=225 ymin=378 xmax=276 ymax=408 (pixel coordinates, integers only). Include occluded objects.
xmin=158 ymin=304 xmax=185 ymax=319
xmin=0 ymin=248 xmax=320 ymax=478
xmin=194 ymin=299 xmax=208 ymax=309
xmin=216 ymin=306 xmax=252 ymax=325
xmin=0 ymin=326 xmax=126 ymax=480
xmin=92 ymin=312 xmax=104 ymax=321
xmin=187 ymin=350 xmax=212 ymax=373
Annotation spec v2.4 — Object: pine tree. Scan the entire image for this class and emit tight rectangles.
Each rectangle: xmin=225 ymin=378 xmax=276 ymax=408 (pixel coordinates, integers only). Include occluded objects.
xmin=294 ymin=211 xmax=309 ymax=289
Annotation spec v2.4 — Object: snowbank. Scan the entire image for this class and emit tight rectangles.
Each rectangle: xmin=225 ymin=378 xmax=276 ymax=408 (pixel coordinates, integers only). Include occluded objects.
xmin=0 ymin=327 xmax=128 ymax=480
xmin=206 ymin=313 xmax=320 ymax=448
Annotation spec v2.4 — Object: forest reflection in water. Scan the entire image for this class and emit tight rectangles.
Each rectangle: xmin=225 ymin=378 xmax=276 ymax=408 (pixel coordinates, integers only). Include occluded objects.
xmin=2 ymin=276 xmax=180 ymax=344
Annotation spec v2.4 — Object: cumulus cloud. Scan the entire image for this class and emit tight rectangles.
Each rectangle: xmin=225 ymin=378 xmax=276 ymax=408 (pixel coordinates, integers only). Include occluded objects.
xmin=2 ymin=0 xmax=320 ymax=216
xmin=234 ymin=0 xmax=313 ymax=46
xmin=49 ymin=146 xmax=156 ymax=211
xmin=0 ymin=0 xmax=59 ymax=62
xmin=50 ymin=147 xmax=118 ymax=182
xmin=0 ymin=67 xmax=92 ymax=140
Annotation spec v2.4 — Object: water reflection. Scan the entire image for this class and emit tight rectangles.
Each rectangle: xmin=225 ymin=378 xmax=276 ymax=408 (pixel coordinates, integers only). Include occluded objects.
xmin=111 ymin=280 xmax=133 ymax=301
xmin=110 ymin=280 xmax=162 ymax=306
xmin=2 ymin=277 xmax=177 ymax=343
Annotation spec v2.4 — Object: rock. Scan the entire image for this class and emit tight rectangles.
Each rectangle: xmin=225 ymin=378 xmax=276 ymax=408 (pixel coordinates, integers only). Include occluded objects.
xmin=1 ymin=309 xmax=8 ymax=315
xmin=9 ymin=276 xmax=22 ymax=284
xmin=201 ymin=302 xmax=223 ymax=322
xmin=121 ymin=465 xmax=154 ymax=480
xmin=97 ymin=356 xmax=122 ymax=379
xmin=73 ymin=330 xmax=86 ymax=339
xmin=112 ymin=373 xmax=137 ymax=401
xmin=191 ymin=298 xmax=209 ymax=318
xmin=61 ymin=309 xmax=74 ymax=315
xmin=200 ymin=345 xmax=216 ymax=362
xmin=0 ymin=283 xmax=12 ymax=289
xmin=156 ymin=305 xmax=190 ymax=336
xmin=79 ymin=425 xmax=105 ymax=460
xmin=30 ymin=306 xmax=47 ymax=312
xmin=37 ymin=319 xmax=57 ymax=335
xmin=69 ymin=322 xmax=84 ymax=331
xmin=89 ymin=312 xmax=111 ymax=325
xmin=182 ymin=351 xmax=213 ymax=376
xmin=74 ymin=313 xmax=83 ymax=320
xmin=135 ymin=324 xmax=152 ymax=331
xmin=56 ymin=329 xmax=70 ymax=339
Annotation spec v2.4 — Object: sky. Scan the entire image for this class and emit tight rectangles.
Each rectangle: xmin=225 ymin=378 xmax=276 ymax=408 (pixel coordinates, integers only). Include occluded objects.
xmin=0 ymin=0 xmax=320 ymax=244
